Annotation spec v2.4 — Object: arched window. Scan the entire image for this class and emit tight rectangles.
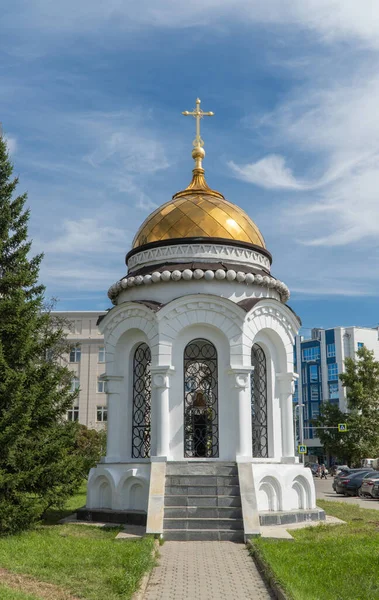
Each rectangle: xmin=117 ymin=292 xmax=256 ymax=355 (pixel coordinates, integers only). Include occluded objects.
xmin=251 ymin=344 xmax=268 ymax=458
xmin=184 ymin=339 xmax=219 ymax=458
xmin=132 ymin=343 xmax=151 ymax=458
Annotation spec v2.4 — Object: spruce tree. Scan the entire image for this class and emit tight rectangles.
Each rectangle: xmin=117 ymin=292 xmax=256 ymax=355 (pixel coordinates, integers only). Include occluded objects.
xmin=0 ymin=134 xmax=83 ymax=534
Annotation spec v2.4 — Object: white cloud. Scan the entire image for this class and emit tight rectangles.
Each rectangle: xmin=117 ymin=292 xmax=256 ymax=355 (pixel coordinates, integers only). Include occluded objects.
xmin=42 ymin=218 xmax=129 ymax=254
xmin=229 ymin=155 xmax=310 ymax=190
xmin=6 ymin=1 xmax=379 ymax=51
xmin=4 ymin=135 xmax=17 ymax=154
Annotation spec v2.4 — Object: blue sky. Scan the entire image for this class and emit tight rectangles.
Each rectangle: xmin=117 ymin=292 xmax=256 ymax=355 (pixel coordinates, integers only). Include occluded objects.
xmin=2 ymin=1 xmax=379 ymax=334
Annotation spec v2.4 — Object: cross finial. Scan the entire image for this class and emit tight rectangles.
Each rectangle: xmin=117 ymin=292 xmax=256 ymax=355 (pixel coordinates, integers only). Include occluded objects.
xmin=182 ymin=98 xmax=214 ymax=169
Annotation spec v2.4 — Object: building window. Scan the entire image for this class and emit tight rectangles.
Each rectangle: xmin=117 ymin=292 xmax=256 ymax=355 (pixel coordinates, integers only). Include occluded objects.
xmin=96 ymin=406 xmax=107 ymax=422
xmin=251 ymin=344 xmax=268 ymax=459
xmin=184 ymin=339 xmax=219 ymax=458
xmin=132 ymin=343 xmax=151 ymax=458
xmin=71 ymin=377 xmax=80 ymax=392
xmin=309 ymin=364 xmax=318 ymax=382
xmin=97 ymin=377 xmax=106 ymax=393
xmin=310 ymin=384 xmax=319 ymax=401
xmin=311 ymin=403 xmax=320 ymax=419
xmin=67 ymin=405 xmax=79 ymax=421
xmin=328 ymin=363 xmax=338 ymax=381
xmin=69 ymin=346 xmax=81 ymax=363
xmin=357 ymin=342 xmax=364 ymax=350
xmin=328 ymin=382 xmax=339 ymax=399
xmin=98 ymin=347 xmax=105 ymax=362
xmin=302 ymin=346 xmax=320 ymax=362
xmin=327 ymin=343 xmax=336 ymax=358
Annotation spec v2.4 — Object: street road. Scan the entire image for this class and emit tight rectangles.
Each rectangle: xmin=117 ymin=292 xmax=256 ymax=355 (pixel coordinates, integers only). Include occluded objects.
xmin=314 ymin=475 xmax=379 ymax=511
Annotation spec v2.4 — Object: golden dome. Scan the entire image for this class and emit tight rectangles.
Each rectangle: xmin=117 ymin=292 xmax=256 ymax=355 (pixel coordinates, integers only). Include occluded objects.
xmin=133 ymin=98 xmax=265 ymax=250
xmin=132 ymin=169 xmax=266 ymax=249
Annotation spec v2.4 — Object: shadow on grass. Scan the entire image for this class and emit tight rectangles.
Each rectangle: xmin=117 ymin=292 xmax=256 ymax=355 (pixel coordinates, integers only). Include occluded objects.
xmin=41 ymin=505 xmax=85 ymax=526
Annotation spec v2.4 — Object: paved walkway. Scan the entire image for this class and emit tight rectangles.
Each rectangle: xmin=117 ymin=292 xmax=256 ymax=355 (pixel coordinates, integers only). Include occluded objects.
xmin=142 ymin=541 xmax=273 ymax=600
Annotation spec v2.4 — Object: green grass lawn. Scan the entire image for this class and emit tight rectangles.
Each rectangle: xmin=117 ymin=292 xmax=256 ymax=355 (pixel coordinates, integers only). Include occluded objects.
xmin=0 ymin=586 xmax=40 ymax=600
xmin=0 ymin=484 xmax=156 ymax=600
xmin=252 ymin=500 xmax=379 ymax=600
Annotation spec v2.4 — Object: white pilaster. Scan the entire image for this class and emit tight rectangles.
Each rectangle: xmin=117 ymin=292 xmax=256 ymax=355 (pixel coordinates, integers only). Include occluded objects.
xmin=104 ymin=375 xmax=124 ymax=462
xmin=277 ymin=372 xmax=298 ymax=461
xmin=229 ymin=367 xmax=253 ymax=459
xmin=150 ymin=366 xmax=174 ymax=459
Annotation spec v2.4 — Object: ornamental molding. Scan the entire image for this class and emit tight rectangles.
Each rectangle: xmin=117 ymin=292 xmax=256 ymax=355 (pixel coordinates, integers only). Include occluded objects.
xmin=246 ymin=303 xmax=297 ymax=341
xmin=103 ymin=306 xmax=156 ymax=339
xmin=276 ymin=372 xmax=298 ymax=395
xmin=108 ymin=268 xmax=290 ymax=305
xmin=159 ymin=298 xmax=243 ymax=325
xmin=127 ymin=242 xmax=271 ymax=271
xmin=150 ymin=365 xmax=175 ymax=389
xmin=228 ymin=367 xmax=252 ymax=389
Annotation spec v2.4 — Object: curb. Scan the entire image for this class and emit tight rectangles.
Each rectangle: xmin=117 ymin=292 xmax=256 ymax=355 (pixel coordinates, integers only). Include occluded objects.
xmin=132 ymin=538 xmax=160 ymax=600
xmin=246 ymin=540 xmax=290 ymax=600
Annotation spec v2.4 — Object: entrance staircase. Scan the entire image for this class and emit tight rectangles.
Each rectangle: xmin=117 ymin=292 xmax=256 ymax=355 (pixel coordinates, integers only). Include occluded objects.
xmin=163 ymin=462 xmax=244 ymax=541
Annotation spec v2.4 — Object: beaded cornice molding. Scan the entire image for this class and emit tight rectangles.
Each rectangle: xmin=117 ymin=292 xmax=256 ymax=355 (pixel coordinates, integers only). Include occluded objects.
xmin=107 ymin=267 xmax=290 ymax=305
xmin=127 ymin=242 xmax=271 ymax=272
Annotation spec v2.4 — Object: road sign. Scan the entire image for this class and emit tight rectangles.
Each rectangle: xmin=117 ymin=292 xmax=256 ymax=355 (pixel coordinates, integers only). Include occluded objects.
xmin=298 ymin=445 xmax=307 ymax=454
xmin=338 ymin=423 xmax=348 ymax=432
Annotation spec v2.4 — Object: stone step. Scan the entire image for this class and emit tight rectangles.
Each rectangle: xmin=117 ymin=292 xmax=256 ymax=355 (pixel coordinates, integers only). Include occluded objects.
xmin=163 ymin=518 xmax=244 ymax=531
xmin=166 ymin=462 xmax=238 ymax=477
xmin=164 ymin=495 xmax=242 ymax=507
xmin=164 ymin=506 xmax=243 ymax=519
xmin=163 ymin=529 xmax=245 ymax=542
xmin=166 ymin=475 xmax=239 ymax=486
xmin=165 ymin=485 xmax=240 ymax=496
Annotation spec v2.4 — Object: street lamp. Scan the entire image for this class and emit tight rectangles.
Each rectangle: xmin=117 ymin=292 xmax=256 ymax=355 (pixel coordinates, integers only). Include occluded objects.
xmin=294 ymin=403 xmax=305 ymax=462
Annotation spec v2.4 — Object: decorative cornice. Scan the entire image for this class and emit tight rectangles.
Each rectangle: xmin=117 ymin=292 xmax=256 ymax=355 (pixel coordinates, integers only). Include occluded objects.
xmin=107 ymin=267 xmax=290 ymax=305
xmin=125 ymin=237 xmax=272 ymax=266
xmin=127 ymin=241 xmax=271 ymax=271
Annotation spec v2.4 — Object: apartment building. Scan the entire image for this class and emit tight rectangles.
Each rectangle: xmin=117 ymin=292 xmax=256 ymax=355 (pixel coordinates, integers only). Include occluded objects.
xmin=55 ymin=311 xmax=107 ymax=430
xmin=294 ymin=325 xmax=379 ymax=459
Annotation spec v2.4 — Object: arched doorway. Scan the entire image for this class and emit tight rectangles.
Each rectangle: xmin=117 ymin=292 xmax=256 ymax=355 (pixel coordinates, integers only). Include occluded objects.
xmin=184 ymin=339 xmax=219 ymax=458
xmin=131 ymin=343 xmax=151 ymax=458
xmin=251 ymin=343 xmax=268 ymax=457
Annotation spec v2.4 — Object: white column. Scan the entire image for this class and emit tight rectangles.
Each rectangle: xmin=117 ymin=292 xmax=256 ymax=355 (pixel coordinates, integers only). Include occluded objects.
xmin=104 ymin=375 xmax=123 ymax=462
xmin=229 ymin=367 xmax=252 ymax=459
xmin=277 ymin=372 xmax=298 ymax=461
xmin=150 ymin=366 xmax=174 ymax=459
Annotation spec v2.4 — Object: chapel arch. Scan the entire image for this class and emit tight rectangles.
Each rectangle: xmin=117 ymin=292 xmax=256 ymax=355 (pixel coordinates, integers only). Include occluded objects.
xmin=131 ymin=342 xmax=151 ymax=458
xmin=183 ymin=338 xmax=219 ymax=458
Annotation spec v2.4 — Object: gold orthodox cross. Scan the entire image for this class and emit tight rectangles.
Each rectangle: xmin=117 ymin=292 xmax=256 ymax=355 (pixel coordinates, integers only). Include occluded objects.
xmin=182 ymin=98 xmax=214 ymax=149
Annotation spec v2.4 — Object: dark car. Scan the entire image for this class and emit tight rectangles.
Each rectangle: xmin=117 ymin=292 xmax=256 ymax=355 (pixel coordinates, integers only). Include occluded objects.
xmin=333 ymin=468 xmax=364 ymax=492
xmin=337 ymin=470 xmax=374 ymax=496
xmin=371 ymin=481 xmax=379 ymax=499
xmin=359 ymin=472 xmax=379 ymax=498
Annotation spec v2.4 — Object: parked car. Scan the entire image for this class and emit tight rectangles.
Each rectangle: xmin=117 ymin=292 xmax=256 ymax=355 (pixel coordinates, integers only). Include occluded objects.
xmin=333 ymin=468 xmax=360 ymax=491
xmin=305 ymin=463 xmax=319 ymax=476
xmin=337 ymin=470 xmax=374 ymax=496
xmin=371 ymin=481 xmax=379 ymax=499
xmin=358 ymin=472 xmax=379 ymax=498
xmin=335 ymin=465 xmax=349 ymax=475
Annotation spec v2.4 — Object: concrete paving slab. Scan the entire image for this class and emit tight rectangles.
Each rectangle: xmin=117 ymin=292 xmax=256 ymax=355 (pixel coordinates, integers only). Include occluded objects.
xmin=260 ymin=514 xmax=345 ymax=539
xmin=116 ymin=525 xmax=146 ymax=539
xmin=142 ymin=541 xmax=274 ymax=599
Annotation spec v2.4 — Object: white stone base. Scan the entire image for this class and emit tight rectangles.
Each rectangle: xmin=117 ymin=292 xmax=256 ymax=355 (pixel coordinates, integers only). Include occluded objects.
xmin=86 ymin=462 xmax=151 ymax=512
xmin=251 ymin=462 xmax=316 ymax=512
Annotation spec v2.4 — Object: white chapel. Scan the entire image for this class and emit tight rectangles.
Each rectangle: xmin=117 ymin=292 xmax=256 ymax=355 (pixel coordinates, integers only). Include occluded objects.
xmin=81 ymin=99 xmax=324 ymax=540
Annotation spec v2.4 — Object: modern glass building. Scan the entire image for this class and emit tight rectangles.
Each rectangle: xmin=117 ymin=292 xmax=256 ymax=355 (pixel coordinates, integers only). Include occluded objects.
xmin=294 ymin=326 xmax=379 ymax=460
